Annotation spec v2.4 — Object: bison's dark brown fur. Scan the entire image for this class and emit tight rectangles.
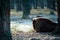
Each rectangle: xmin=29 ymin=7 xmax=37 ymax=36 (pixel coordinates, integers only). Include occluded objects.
xmin=33 ymin=18 xmax=57 ymax=32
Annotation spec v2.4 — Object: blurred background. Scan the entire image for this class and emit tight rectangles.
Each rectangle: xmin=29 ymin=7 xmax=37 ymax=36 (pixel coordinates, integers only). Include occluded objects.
xmin=10 ymin=0 xmax=58 ymax=40
xmin=10 ymin=0 xmax=58 ymax=34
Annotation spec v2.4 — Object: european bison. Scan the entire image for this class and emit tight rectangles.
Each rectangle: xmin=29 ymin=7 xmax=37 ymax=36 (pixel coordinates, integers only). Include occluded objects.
xmin=33 ymin=18 xmax=57 ymax=32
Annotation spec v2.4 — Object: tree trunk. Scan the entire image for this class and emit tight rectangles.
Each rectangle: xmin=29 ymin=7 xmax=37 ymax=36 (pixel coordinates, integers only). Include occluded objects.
xmin=52 ymin=0 xmax=60 ymax=35
xmin=47 ymin=0 xmax=55 ymax=10
xmin=10 ymin=0 xmax=15 ymax=9
xmin=0 ymin=0 xmax=12 ymax=40
xmin=40 ymin=0 xmax=44 ymax=9
xmin=22 ymin=0 xmax=31 ymax=19
xmin=15 ymin=0 xmax=22 ymax=11
xmin=33 ymin=0 xmax=37 ymax=9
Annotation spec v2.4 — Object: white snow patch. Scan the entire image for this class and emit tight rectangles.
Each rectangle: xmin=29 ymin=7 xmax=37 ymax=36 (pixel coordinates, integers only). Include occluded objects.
xmin=10 ymin=19 xmax=34 ymax=32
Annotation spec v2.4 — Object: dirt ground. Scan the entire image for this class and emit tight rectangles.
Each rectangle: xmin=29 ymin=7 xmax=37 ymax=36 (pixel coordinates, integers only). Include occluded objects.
xmin=11 ymin=30 xmax=60 ymax=40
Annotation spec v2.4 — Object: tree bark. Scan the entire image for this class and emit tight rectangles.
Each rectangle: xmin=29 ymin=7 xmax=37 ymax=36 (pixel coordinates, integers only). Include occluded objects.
xmin=10 ymin=0 xmax=15 ymax=9
xmin=0 ymin=0 xmax=12 ymax=40
xmin=52 ymin=0 xmax=60 ymax=35
xmin=47 ymin=0 xmax=55 ymax=10
xmin=15 ymin=0 xmax=22 ymax=11
xmin=22 ymin=0 xmax=31 ymax=19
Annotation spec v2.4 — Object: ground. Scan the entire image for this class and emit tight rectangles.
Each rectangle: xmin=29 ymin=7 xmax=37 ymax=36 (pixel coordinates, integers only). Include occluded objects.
xmin=10 ymin=8 xmax=59 ymax=40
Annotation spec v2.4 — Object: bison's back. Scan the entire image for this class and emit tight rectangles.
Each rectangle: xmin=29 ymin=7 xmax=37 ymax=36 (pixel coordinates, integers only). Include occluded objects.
xmin=33 ymin=18 xmax=57 ymax=32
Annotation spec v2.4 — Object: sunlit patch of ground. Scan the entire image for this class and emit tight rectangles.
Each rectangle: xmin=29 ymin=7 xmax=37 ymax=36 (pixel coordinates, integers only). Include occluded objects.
xmin=10 ymin=20 xmax=35 ymax=33
xmin=10 ymin=8 xmax=57 ymax=16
